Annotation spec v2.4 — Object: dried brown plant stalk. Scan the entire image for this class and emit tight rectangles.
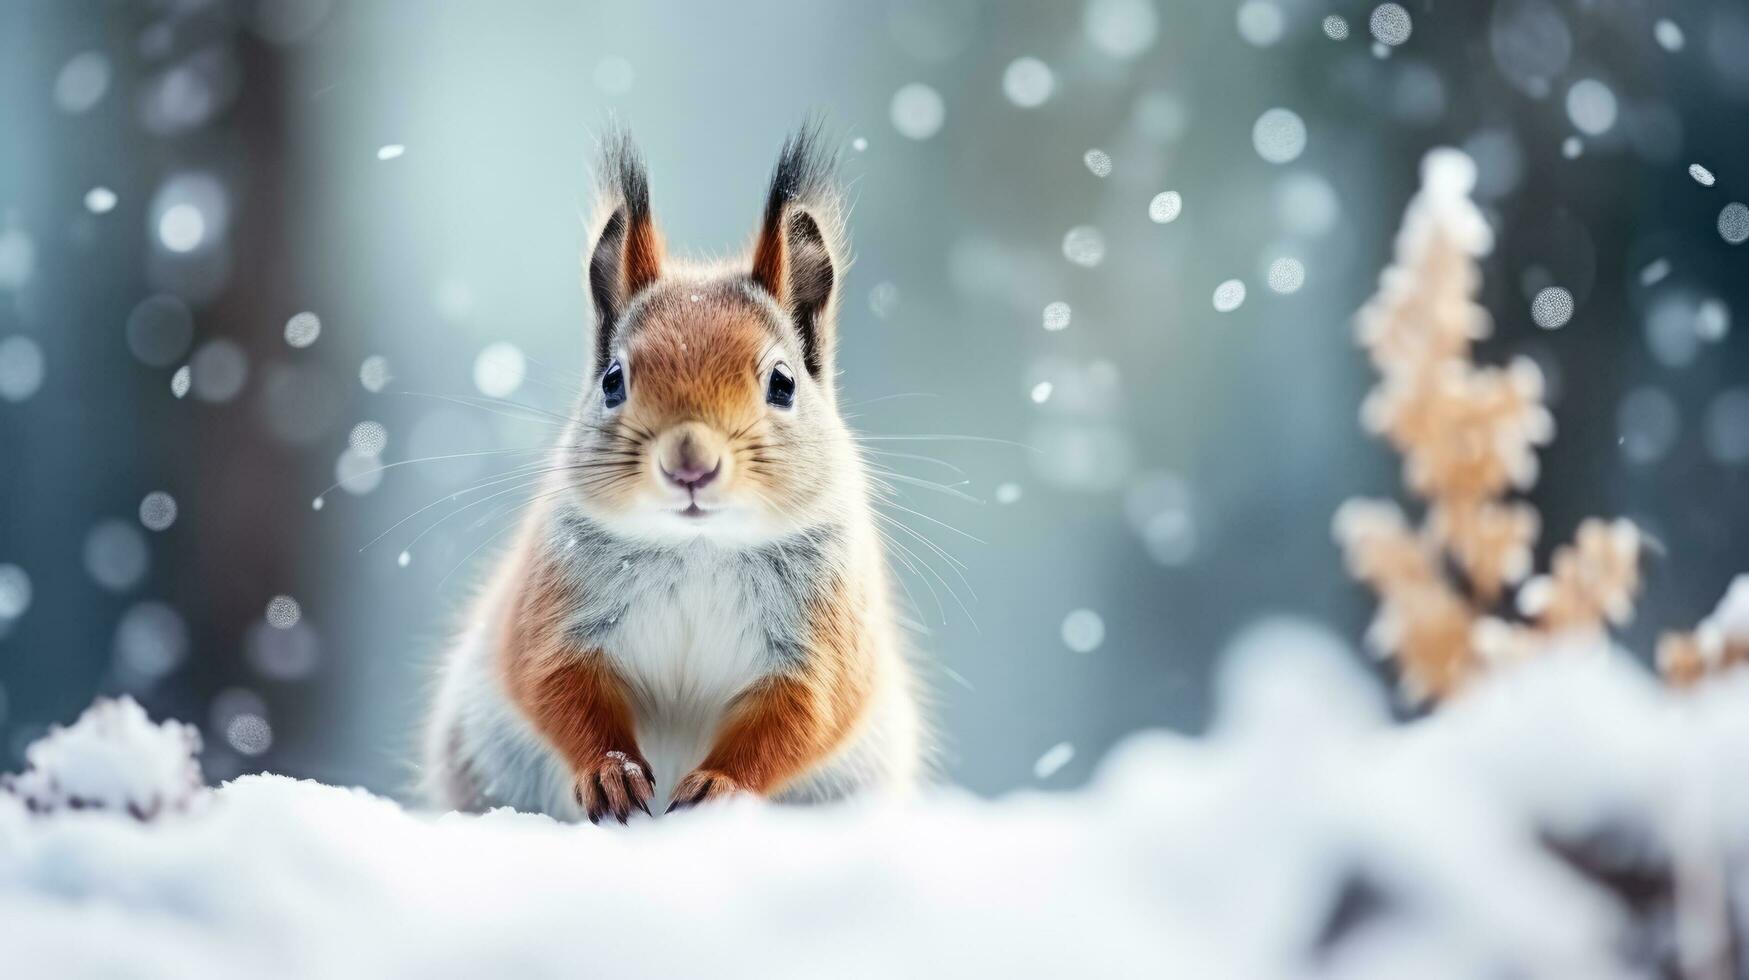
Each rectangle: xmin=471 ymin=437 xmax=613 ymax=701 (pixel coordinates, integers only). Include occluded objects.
xmin=1657 ymin=577 xmax=1749 ymax=687
xmin=1334 ymin=150 xmax=1643 ymax=702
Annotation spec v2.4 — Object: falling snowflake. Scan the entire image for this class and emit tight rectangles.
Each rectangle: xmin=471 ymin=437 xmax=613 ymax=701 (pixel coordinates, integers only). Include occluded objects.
xmin=1323 ymin=15 xmax=1350 ymax=40
xmin=1532 ymin=287 xmax=1575 ymax=329
xmin=1002 ymin=57 xmax=1054 ymax=108
xmin=397 ymin=551 xmax=412 ymax=568
xmin=1084 ymin=0 xmax=1158 ymax=59
xmin=1033 ymin=742 xmax=1075 ymax=780
xmin=1654 ymin=19 xmax=1685 ymax=52
xmin=1042 ymin=302 xmax=1072 ymax=332
xmin=1690 ymin=164 xmax=1716 ymax=187
xmin=473 ymin=342 xmax=527 ymax=398
xmin=349 ymin=420 xmax=388 ymax=457
xmin=1370 ymin=3 xmax=1412 ymax=46
xmin=889 ymin=83 xmax=945 ymax=141
xmin=1083 ymin=148 xmax=1113 ymax=178
xmin=1252 ymin=108 xmax=1307 ymax=164
xmin=1213 ymin=279 xmax=1247 ymax=313
xmin=170 ymin=365 xmax=191 ymax=398
xmin=359 ymin=355 xmax=391 ymax=393
xmin=0 ymin=564 xmax=31 ymax=619
xmin=1061 ymin=225 xmax=1106 ymax=268
xmin=284 ymin=312 xmax=321 ymax=348
xmin=335 ymin=448 xmax=382 ymax=496
xmin=376 ymin=144 xmax=405 ymax=161
xmin=265 ymin=595 xmax=302 ymax=630
xmin=1645 ymin=293 xmax=1706 ymax=368
xmin=1267 ymin=258 xmax=1306 ymax=294
xmin=1565 ymin=79 xmax=1617 ymax=136
xmin=225 ymin=714 xmax=273 ymax=756
xmin=1060 ymin=609 xmax=1106 ymax=653
xmin=157 ymin=204 xmax=205 ymax=253
xmin=995 ymin=482 xmax=1023 ymax=504
xmin=84 ymin=520 xmax=148 ymax=593
xmin=0 ymin=335 xmax=45 ymax=403
xmin=1236 ymin=1 xmax=1285 ymax=47
xmin=54 ymin=51 xmax=110 ymax=114
xmin=114 ymin=601 xmax=188 ymax=679
xmin=1148 ymin=191 xmax=1183 ymax=223
xmin=1697 ymin=299 xmax=1732 ymax=342
xmin=84 ymin=187 xmax=117 ymax=213
xmin=0 ymin=227 xmax=36 ymax=290
xmin=138 ymin=492 xmax=178 ymax=532
xmin=1030 ymin=381 xmax=1054 ymax=405
xmin=1720 ymin=203 xmax=1749 ymax=245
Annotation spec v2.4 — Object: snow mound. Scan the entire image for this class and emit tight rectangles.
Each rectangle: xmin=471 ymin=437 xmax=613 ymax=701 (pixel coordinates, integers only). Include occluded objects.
xmin=3 ymin=640 xmax=1748 ymax=978
xmin=1702 ymin=574 xmax=1749 ymax=642
xmin=1 ymin=696 xmax=203 ymax=820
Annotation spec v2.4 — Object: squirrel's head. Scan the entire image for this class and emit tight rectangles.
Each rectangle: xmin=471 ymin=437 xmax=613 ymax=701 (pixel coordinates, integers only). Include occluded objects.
xmin=562 ymin=125 xmax=857 ymax=545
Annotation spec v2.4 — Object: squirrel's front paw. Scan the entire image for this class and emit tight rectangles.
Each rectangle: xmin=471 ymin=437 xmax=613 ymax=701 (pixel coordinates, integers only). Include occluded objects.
xmin=666 ymin=768 xmax=744 ymax=813
xmin=576 ymin=751 xmax=655 ymax=825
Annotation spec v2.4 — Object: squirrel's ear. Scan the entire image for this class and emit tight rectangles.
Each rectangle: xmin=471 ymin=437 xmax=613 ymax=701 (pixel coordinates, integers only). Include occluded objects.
xmin=750 ymin=124 xmax=846 ymax=379
xmin=587 ymin=131 xmax=662 ymax=375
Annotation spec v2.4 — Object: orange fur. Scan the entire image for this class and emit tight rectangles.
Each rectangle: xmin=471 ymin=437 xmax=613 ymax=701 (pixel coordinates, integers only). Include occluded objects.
xmin=622 ymin=218 xmax=664 ymax=298
xmin=497 ymin=537 xmax=655 ymax=823
xmin=672 ymin=581 xmax=874 ymax=807
xmin=750 ymin=217 xmax=786 ymax=301
xmin=622 ymin=295 xmax=768 ymax=425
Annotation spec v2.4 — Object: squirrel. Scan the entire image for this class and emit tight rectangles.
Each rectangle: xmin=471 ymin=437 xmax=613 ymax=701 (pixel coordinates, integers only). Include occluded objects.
xmin=422 ymin=125 xmax=925 ymax=822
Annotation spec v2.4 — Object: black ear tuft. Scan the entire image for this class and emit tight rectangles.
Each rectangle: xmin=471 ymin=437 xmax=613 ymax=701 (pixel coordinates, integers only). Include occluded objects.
xmin=750 ymin=121 xmax=848 ymax=378
xmin=586 ymin=126 xmax=663 ymax=376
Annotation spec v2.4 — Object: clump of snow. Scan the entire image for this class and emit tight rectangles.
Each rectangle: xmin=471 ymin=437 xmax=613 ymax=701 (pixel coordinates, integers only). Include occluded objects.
xmin=4 ymin=642 xmax=1749 ymax=977
xmin=1689 ymin=574 xmax=1749 ymax=667
xmin=1702 ymin=575 xmax=1749 ymax=640
xmin=1 ymin=697 xmax=202 ymax=820
xmin=1411 ymin=147 xmax=1494 ymax=255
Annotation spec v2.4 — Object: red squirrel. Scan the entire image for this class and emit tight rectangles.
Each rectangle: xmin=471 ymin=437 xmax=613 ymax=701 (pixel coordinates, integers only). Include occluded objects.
xmin=423 ymin=126 xmax=924 ymax=822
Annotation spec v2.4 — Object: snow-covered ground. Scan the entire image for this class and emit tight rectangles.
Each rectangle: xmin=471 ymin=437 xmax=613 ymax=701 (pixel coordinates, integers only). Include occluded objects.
xmin=3 ymin=623 xmax=1747 ymax=979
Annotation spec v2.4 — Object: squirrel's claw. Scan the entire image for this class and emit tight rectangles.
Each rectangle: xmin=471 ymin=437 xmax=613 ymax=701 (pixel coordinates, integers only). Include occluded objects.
xmin=666 ymin=768 xmax=742 ymax=813
xmin=578 ymin=753 xmax=656 ymax=824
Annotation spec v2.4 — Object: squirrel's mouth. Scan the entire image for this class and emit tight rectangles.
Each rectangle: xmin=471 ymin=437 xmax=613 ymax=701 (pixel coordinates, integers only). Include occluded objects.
xmin=677 ymin=503 xmax=710 ymax=519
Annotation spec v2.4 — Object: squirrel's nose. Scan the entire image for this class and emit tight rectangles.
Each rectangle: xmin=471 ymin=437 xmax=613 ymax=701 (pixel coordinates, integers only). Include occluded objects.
xmin=662 ymin=458 xmax=720 ymax=492
xmin=656 ymin=425 xmax=725 ymax=494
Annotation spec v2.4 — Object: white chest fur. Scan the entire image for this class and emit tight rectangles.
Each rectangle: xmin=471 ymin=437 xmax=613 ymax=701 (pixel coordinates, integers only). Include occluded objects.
xmin=595 ymin=556 xmax=769 ymax=710
xmin=546 ymin=510 xmax=837 ymax=793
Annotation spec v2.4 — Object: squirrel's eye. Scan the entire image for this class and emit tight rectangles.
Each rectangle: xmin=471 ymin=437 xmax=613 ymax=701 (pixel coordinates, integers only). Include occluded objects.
xmin=766 ymin=362 xmax=796 ymax=409
xmin=601 ymin=359 xmax=626 ymax=409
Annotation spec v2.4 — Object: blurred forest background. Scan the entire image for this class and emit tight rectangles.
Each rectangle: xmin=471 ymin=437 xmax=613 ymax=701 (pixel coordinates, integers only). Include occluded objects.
xmin=1 ymin=0 xmax=1745 ymax=796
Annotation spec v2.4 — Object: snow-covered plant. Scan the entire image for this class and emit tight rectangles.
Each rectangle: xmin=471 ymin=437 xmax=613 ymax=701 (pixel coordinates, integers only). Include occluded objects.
xmin=1 ymin=696 xmax=204 ymax=820
xmin=1658 ymin=575 xmax=1749 ymax=686
xmin=1334 ymin=149 xmax=1644 ymax=702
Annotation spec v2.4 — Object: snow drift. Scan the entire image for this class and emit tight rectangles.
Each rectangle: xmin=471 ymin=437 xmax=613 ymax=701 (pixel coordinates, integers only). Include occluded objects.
xmin=3 ymin=628 xmax=1748 ymax=979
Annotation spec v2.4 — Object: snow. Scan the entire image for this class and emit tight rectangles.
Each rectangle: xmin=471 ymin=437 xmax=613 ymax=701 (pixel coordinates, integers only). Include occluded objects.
xmin=1702 ymin=575 xmax=1749 ymax=640
xmin=4 ymin=639 xmax=1749 ymax=978
xmin=1 ymin=697 xmax=201 ymax=819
